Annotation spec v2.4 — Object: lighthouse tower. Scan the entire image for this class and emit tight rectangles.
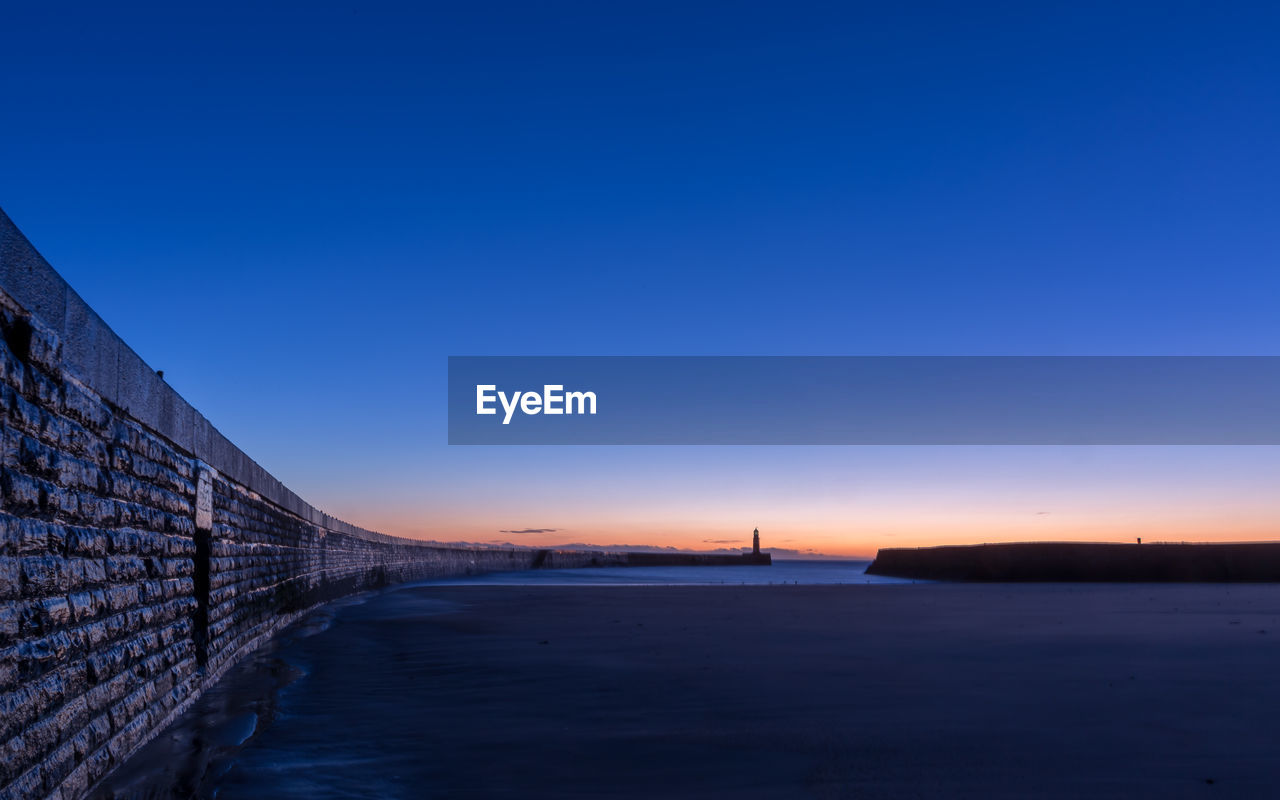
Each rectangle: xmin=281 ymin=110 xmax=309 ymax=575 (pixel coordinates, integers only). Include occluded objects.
xmin=753 ymin=527 xmax=760 ymax=555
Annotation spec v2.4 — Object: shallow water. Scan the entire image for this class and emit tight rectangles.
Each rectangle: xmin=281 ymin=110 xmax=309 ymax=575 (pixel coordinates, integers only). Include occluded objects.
xmin=92 ymin=598 xmax=366 ymax=799
xmin=95 ymin=563 xmax=911 ymax=798
xmin=416 ymin=558 xmax=916 ymax=586
xmin=98 ymin=580 xmax=1280 ymax=798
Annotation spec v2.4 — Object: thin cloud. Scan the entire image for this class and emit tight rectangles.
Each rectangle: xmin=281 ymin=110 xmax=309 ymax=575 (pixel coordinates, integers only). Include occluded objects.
xmin=499 ymin=528 xmax=560 ymax=535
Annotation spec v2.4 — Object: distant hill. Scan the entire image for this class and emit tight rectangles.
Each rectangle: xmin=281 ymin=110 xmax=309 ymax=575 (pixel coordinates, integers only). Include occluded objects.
xmin=425 ymin=540 xmax=863 ymax=560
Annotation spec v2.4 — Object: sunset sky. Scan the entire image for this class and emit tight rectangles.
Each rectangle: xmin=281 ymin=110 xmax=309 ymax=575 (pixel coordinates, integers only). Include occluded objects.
xmin=3 ymin=2 xmax=1279 ymax=557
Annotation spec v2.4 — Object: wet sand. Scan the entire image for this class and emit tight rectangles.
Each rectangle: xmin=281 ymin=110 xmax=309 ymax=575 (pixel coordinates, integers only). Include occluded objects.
xmin=101 ymin=583 xmax=1280 ymax=798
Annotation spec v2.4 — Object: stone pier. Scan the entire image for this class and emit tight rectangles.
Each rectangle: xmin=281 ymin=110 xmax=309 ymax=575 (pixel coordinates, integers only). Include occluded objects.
xmin=0 ymin=209 xmax=699 ymax=800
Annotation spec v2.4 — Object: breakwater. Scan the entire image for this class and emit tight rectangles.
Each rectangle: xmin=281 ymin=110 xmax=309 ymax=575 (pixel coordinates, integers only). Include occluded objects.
xmin=604 ymin=551 xmax=771 ymax=567
xmin=0 ymin=208 xmax=764 ymax=800
xmin=867 ymin=541 xmax=1280 ymax=582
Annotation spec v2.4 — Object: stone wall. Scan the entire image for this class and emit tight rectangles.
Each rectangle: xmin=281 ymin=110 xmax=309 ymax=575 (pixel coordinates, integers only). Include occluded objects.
xmin=0 ymin=209 xmax=610 ymax=800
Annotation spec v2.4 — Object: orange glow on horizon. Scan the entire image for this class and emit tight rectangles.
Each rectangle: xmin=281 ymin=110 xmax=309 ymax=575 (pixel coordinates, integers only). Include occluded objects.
xmin=336 ymin=508 xmax=1280 ymax=560
xmin=303 ymin=446 xmax=1280 ymax=559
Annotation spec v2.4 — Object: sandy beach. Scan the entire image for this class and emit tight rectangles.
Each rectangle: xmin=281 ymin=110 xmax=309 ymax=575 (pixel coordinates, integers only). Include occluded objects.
xmin=100 ymin=582 xmax=1280 ymax=799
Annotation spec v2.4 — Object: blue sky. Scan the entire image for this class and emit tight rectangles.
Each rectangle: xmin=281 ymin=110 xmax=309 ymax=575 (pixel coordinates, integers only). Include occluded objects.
xmin=3 ymin=2 xmax=1278 ymax=553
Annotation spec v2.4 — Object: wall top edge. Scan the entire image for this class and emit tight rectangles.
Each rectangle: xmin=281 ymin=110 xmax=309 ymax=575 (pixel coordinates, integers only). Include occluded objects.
xmin=0 ymin=206 xmax=418 ymax=547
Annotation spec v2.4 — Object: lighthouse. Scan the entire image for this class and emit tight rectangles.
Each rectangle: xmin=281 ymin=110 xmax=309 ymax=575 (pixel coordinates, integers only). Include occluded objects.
xmin=753 ymin=527 xmax=760 ymax=555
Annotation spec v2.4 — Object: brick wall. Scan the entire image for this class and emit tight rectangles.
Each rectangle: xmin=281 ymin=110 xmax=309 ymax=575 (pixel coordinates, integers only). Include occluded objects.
xmin=0 ymin=209 xmax=615 ymax=800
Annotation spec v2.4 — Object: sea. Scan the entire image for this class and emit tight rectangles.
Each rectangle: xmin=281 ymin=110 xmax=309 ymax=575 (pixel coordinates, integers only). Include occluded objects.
xmin=417 ymin=558 xmax=917 ymax=586
xmin=96 ymin=557 xmax=916 ymax=797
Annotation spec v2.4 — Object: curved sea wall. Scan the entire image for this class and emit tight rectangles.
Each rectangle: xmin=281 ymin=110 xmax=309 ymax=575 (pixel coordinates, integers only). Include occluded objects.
xmin=0 ymin=209 xmax=618 ymax=800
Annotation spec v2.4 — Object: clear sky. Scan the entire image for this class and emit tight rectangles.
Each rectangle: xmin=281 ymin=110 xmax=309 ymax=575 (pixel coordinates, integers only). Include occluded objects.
xmin=3 ymin=2 xmax=1278 ymax=556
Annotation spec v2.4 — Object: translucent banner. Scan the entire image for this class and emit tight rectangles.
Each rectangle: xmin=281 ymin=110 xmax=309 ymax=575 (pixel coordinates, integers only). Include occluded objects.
xmin=447 ymin=357 xmax=1280 ymax=445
